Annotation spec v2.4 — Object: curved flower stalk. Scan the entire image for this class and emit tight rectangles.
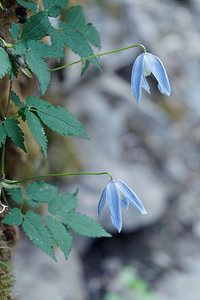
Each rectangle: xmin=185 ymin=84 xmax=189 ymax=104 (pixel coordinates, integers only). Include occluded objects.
xmin=131 ymin=52 xmax=171 ymax=103
xmin=98 ymin=179 xmax=147 ymax=232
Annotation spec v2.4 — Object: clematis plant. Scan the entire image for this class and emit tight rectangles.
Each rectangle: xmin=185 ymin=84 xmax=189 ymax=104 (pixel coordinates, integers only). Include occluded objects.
xmin=131 ymin=52 xmax=171 ymax=103
xmin=98 ymin=179 xmax=147 ymax=232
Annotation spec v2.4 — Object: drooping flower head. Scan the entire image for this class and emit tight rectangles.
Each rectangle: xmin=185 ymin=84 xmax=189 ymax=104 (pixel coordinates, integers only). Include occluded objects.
xmin=98 ymin=179 xmax=147 ymax=232
xmin=131 ymin=52 xmax=171 ymax=103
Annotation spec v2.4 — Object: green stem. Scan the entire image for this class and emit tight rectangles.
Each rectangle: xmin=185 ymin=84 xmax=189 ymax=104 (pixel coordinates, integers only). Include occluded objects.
xmin=50 ymin=44 xmax=146 ymax=72
xmin=1 ymin=142 xmax=5 ymax=176
xmin=9 ymin=171 xmax=113 ymax=185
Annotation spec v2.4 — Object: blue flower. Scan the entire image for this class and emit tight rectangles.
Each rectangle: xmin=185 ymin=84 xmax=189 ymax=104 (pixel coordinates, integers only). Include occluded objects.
xmin=98 ymin=179 xmax=147 ymax=232
xmin=131 ymin=52 xmax=171 ymax=103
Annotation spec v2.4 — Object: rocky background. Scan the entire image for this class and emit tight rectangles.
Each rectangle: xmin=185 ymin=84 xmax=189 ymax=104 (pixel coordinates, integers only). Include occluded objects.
xmin=13 ymin=0 xmax=200 ymax=299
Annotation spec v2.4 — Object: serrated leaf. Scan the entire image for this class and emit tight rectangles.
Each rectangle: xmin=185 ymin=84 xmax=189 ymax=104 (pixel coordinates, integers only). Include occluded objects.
xmin=20 ymin=12 xmax=50 ymax=42
xmin=46 ymin=216 xmax=72 ymax=260
xmin=58 ymin=22 xmax=100 ymax=70
xmin=28 ymin=40 xmax=64 ymax=60
xmin=0 ymin=123 xmax=7 ymax=148
xmin=11 ymin=91 xmax=23 ymax=107
xmin=25 ymin=109 xmax=47 ymax=157
xmin=26 ymin=182 xmax=57 ymax=206
xmin=0 ymin=48 xmax=11 ymax=78
xmin=9 ymin=22 xmax=20 ymax=40
xmin=66 ymin=6 xmax=100 ymax=48
xmin=5 ymin=187 xmax=23 ymax=204
xmin=62 ymin=212 xmax=111 ymax=237
xmin=22 ymin=210 xmax=56 ymax=260
xmin=48 ymin=191 xmax=78 ymax=216
xmin=2 ymin=208 xmax=23 ymax=225
xmin=9 ymin=56 xmax=19 ymax=78
xmin=17 ymin=0 xmax=37 ymax=12
xmin=4 ymin=119 xmax=26 ymax=152
xmin=43 ymin=0 xmax=69 ymax=17
xmin=26 ymin=96 xmax=89 ymax=139
xmin=26 ymin=50 xmax=50 ymax=95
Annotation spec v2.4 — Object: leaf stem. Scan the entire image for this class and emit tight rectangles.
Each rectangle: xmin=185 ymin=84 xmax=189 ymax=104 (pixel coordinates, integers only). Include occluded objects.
xmin=7 ymin=171 xmax=113 ymax=185
xmin=50 ymin=44 xmax=146 ymax=72
xmin=1 ymin=188 xmax=10 ymax=208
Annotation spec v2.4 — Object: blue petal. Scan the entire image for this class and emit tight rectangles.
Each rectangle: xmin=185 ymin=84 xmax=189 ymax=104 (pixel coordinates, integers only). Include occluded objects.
xmin=115 ymin=180 xmax=147 ymax=215
xmin=98 ymin=185 xmax=107 ymax=219
xmin=106 ymin=181 xmax=122 ymax=232
xmin=141 ymin=75 xmax=150 ymax=94
xmin=121 ymin=197 xmax=129 ymax=210
xmin=131 ymin=53 xmax=144 ymax=104
xmin=144 ymin=53 xmax=171 ymax=96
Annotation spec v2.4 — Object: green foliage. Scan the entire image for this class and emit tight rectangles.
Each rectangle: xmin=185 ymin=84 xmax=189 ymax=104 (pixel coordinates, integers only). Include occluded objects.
xmin=25 ymin=96 xmax=89 ymax=140
xmin=5 ymin=188 xmax=23 ymax=204
xmin=45 ymin=216 xmax=72 ymax=260
xmin=16 ymin=0 xmax=37 ymax=12
xmin=26 ymin=182 xmax=57 ymax=204
xmin=2 ymin=208 xmax=23 ymax=225
xmin=0 ymin=0 xmax=109 ymax=264
xmin=61 ymin=212 xmax=111 ymax=237
xmin=9 ymin=23 xmax=20 ymax=41
xmin=43 ymin=0 xmax=69 ymax=17
xmin=66 ymin=6 xmax=101 ymax=48
xmin=0 ymin=48 xmax=11 ymax=78
xmin=2 ymin=183 xmax=111 ymax=260
xmin=22 ymin=210 xmax=56 ymax=261
xmin=3 ymin=119 xmax=26 ymax=153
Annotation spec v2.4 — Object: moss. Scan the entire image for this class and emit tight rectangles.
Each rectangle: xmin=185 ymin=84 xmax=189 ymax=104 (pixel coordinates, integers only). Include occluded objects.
xmin=0 ymin=224 xmax=16 ymax=300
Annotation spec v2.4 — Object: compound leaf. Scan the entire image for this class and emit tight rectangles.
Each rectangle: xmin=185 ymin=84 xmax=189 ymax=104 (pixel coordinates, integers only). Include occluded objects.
xmin=0 ymin=123 xmax=7 ymax=148
xmin=48 ymin=191 xmax=78 ymax=216
xmin=43 ymin=0 xmax=69 ymax=17
xmin=66 ymin=6 xmax=100 ymax=48
xmin=9 ymin=22 xmax=21 ymax=40
xmin=25 ymin=109 xmax=47 ymax=157
xmin=58 ymin=22 xmax=100 ymax=70
xmin=26 ymin=96 xmax=89 ymax=139
xmin=20 ymin=12 xmax=50 ymax=42
xmin=2 ymin=208 xmax=23 ymax=225
xmin=46 ymin=216 xmax=72 ymax=260
xmin=0 ymin=48 xmax=11 ymax=78
xmin=62 ymin=212 xmax=111 ymax=237
xmin=26 ymin=182 xmax=57 ymax=206
xmin=5 ymin=187 xmax=23 ymax=204
xmin=22 ymin=210 xmax=56 ymax=260
xmin=4 ymin=119 xmax=26 ymax=152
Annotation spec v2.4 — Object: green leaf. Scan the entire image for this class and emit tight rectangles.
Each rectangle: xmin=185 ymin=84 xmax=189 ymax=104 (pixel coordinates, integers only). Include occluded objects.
xmin=4 ymin=119 xmax=26 ymax=152
xmin=46 ymin=216 xmax=72 ymax=260
xmin=26 ymin=96 xmax=89 ymax=139
xmin=5 ymin=187 xmax=23 ymax=204
xmin=48 ymin=191 xmax=78 ymax=216
xmin=2 ymin=208 xmax=23 ymax=225
xmin=58 ymin=22 xmax=100 ymax=70
xmin=22 ymin=210 xmax=56 ymax=260
xmin=66 ymin=6 xmax=101 ymax=48
xmin=26 ymin=182 xmax=57 ymax=205
xmin=0 ymin=48 xmax=11 ymax=78
xmin=9 ymin=56 xmax=19 ymax=78
xmin=11 ymin=91 xmax=24 ymax=107
xmin=25 ymin=46 xmax=50 ymax=95
xmin=43 ymin=0 xmax=69 ymax=17
xmin=25 ymin=109 xmax=47 ymax=157
xmin=9 ymin=22 xmax=20 ymax=40
xmin=20 ymin=12 xmax=50 ymax=42
xmin=16 ymin=0 xmax=37 ymax=12
xmin=0 ymin=123 xmax=7 ymax=148
xmin=62 ymin=212 xmax=111 ymax=237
